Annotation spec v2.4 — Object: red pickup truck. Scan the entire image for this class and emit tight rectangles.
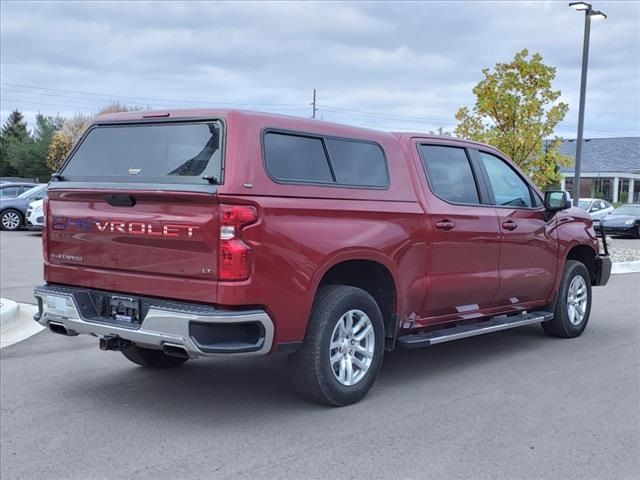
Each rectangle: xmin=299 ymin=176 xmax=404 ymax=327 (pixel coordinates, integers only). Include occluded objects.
xmin=34 ymin=109 xmax=611 ymax=406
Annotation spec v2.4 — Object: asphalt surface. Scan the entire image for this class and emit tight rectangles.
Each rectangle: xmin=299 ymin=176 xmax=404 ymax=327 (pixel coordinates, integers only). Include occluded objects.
xmin=608 ymin=236 xmax=640 ymax=251
xmin=1 ymin=227 xmax=638 ymax=479
xmin=0 ymin=230 xmax=43 ymax=304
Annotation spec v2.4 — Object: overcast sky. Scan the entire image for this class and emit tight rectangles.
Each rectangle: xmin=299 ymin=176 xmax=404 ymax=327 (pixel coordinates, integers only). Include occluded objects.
xmin=1 ymin=0 xmax=639 ymax=138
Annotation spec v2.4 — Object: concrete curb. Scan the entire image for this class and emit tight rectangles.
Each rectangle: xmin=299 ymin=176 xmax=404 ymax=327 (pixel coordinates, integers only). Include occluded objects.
xmin=0 ymin=298 xmax=43 ymax=349
xmin=612 ymin=261 xmax=640 ymax=275
xmin=0 ymin=298 xmax=20 ymax=332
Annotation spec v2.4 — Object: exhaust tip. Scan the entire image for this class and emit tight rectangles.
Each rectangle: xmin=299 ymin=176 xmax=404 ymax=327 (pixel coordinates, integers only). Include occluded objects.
xmin=162 ymin=344 xmax=189 ymax=359
xmin=49 ymin=322 xmax=69 ymax=336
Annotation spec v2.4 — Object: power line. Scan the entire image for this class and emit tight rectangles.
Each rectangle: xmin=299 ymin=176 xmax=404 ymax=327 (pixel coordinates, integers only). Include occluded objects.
xmin=319 ymin=104 xmax=454 ymax=124
xmin=0 ymin=97 xmax=311 ymax=116
xmin=0 ymin=82 xmax=309 ymax=108
xmin=2 ymin=83 xmax=636 ymax=137
xmin=0 ymin=64 xmax=311 ymax=92
xmin=2 ymin=83 xmax=456 ymax=124
xmin=2 ymin=97 xmax=633 ymax=137
xmin=0 ymin=97 xmax=99 ymax=111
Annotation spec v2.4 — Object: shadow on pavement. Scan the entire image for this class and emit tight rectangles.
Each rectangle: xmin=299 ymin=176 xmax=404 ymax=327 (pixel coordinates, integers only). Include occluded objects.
xmin=59 ymin=324 xmax=549 ymax=421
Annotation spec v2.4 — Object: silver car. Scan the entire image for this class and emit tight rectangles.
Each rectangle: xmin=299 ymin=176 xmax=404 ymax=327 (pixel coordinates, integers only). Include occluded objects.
xmin=578 ymin=198 xmax=615 ymax=220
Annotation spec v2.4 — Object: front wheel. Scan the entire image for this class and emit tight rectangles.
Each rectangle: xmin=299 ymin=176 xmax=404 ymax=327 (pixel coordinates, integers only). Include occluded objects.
xmin=289 ymin=285 xmax=385 ymax=406
xmin=542 ymin=260 xmax=592 ymax=338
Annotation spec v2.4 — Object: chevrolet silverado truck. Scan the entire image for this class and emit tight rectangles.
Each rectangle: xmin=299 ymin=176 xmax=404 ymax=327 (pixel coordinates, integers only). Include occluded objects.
xmin=34 ymin=109 xmax=611 ymax=406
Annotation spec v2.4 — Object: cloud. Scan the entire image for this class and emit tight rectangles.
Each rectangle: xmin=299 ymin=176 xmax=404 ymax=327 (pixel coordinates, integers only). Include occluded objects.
xmin=1 ymin=0 xmax=638 ymax=137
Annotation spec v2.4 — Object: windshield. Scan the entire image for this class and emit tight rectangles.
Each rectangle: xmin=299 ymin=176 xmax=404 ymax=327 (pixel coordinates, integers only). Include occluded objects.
xmin=578 ymin=200 xmax=591 ymax=210
xmin=612 ymin=205 xmax=640 ymax=216
xmin=61 ymin=121 xmax=223 ymax=184
xmin=18 ymin=185 xmax=45 ymax=199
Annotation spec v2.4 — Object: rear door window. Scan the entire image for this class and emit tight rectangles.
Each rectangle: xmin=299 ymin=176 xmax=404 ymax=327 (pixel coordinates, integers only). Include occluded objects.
xmin=417 ymin=145 xmax=480 ymax=204
xmin=61 ymin=121 xmax=223 ymax=184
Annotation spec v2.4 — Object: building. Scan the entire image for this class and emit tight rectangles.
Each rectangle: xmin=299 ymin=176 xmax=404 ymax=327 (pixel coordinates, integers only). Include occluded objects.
xmin=558 ymin=137 xmax=640 ymax=203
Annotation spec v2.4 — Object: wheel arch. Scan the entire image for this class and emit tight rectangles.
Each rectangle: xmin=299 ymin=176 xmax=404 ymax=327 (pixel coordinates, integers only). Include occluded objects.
xmin=312 ymin=253 xmax=399 ymax=343
xmin=565 ymin=243 xmax=598 ymax=284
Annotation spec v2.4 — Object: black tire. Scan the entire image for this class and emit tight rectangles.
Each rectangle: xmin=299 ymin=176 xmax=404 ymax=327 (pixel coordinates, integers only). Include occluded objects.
xmin=0 ymin=209 xmax=23 ymax=231
xmin=289 ymin=285 xmax=385 ymax=406
xmin=121 ymin=345 xmax=188 ymax=368
xmin=542 ymin=260 xmax=592 ymax=338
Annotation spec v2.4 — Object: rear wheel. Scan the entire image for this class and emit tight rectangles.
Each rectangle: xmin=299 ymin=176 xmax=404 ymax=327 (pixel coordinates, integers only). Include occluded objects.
xmin=0 ymin=209 xmax=23 ymax=231
xmin=289 ymin=285 xmax=385 ymax=406
xmin=542 ymin=260 xmax=592 ymax=338
xmin=121 ymin=345 xmax=188 ymax=368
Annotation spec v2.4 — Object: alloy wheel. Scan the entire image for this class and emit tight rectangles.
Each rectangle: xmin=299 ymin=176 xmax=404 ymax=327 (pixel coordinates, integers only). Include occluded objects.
xmin=329 ymin=309 xmax=375 ymax=386
xmin=567 ymin=275 xmax=588 ymax=326
xmin=1 ymin=211 xmax=21 ymax=230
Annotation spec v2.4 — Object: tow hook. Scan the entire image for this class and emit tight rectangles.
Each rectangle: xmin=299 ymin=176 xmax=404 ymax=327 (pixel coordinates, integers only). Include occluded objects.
xmin=99 ymin=335 xmax=132 ymax=351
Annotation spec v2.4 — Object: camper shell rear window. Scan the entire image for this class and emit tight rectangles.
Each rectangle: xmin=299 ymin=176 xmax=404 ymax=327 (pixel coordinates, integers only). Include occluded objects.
xmin=60 ymin=121 xmax=224 ymax=185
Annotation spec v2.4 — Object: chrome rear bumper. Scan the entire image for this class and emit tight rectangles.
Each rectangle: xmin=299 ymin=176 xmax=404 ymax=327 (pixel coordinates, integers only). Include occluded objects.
xmin=33 ymin=284 xmax=274 ymax=357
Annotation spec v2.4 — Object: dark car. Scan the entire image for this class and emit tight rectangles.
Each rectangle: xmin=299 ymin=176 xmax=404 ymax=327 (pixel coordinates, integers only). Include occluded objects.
xmin=599 ymin=204 xmax=640 ymax=238
xmin=0 ymin=182 xmax=38 ymax=199
xmin=0 ymin=184 xmax=47 ymax=231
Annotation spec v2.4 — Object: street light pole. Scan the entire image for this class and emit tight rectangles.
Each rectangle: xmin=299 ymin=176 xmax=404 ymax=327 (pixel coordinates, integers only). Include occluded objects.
xmin=569 ymin=2 xmax=607 ymax=206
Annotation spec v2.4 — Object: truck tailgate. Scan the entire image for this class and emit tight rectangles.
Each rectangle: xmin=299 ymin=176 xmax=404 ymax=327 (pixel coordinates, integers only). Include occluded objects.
xmin=44 ymin=189 xmax=220 ymax=303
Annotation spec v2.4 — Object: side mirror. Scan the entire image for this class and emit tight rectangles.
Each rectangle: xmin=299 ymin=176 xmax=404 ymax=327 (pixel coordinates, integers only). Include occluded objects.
xmin=544 ymin=191 xmax=571 ymax=211
xmin=589 ymin=206 xmax=598 ymax=212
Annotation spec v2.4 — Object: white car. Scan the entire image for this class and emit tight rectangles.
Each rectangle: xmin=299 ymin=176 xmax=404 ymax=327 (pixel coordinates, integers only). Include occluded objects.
xmin=26 ymin=198 xmax=45 ymax=230
xmin=578 ymin=198 xmax=615 ymax=220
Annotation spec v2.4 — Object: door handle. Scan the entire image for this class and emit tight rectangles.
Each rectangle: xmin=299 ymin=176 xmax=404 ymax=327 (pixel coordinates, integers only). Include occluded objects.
xmin=435 ymin=220 xmax=455 ymax=231
xmin=502 ymin=221 xmax=518 ymax=231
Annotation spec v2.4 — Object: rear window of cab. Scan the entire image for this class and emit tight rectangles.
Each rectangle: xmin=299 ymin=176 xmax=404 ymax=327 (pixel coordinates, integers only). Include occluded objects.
xmin=263 ymin=131 xmax=389 ymax=188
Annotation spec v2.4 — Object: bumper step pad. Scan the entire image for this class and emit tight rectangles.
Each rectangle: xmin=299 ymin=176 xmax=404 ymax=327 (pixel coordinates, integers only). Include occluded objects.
xmin=397 ymin=311 xmax=553 ymax=348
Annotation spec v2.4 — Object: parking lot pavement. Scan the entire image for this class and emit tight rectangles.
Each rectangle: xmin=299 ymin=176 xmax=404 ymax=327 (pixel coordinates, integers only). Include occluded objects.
xmin=616 ymin=238 xmax=640 ymax=250
xmin=0 ymin=230 xmax=43 ymax=304
xmin=610 ymin=236 xmax=640 ymax=249
xmin=1 ymin=272 xmax=638 ymax=479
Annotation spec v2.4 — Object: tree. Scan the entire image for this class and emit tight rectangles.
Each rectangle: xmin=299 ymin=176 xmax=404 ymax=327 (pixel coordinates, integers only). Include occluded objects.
xmin=5 ymin=114 xmax=64 ymax=181
xmin=47 ymin=112 xmax=91 ymax=171
xmin=47 ymin=102 xmax=141 ymax=171
xmin=0 ymin=110 xmax=29 ymax=176
xmin=455 ymin=49 xmax=571 ymax=188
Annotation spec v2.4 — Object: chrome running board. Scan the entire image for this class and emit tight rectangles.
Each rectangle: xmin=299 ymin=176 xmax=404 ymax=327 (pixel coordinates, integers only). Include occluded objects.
xmin=396 ymin=311 xmax=553 ymax=348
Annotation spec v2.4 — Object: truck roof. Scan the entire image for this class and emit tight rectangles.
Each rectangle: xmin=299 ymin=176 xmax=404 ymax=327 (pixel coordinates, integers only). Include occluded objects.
xmin=93 ymin=108 xmax=476 ymax=146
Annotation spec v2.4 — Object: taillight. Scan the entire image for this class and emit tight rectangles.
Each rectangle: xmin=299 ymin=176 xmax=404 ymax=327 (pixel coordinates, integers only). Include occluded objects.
xmin=218 ymin=205 xmax=258 ymax=281
xmin=42 ymin=198 xmax=49 ymax=261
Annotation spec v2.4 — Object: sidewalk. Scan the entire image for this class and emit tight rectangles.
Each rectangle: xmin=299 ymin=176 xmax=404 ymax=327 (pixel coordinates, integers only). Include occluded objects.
xmin=0 ymin=298 xmax=42 ymax=349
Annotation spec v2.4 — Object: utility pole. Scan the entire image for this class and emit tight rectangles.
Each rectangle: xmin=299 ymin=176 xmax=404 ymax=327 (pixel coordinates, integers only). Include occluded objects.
xmin=311 ymin=89 xmax=317 ymax=119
